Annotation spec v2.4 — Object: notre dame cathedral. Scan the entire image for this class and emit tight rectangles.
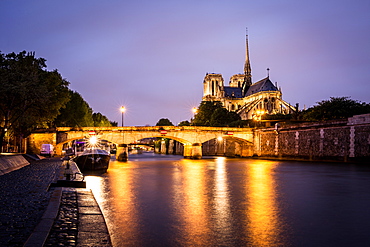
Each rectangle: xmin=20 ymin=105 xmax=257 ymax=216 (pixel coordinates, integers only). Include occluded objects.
xmin=202 ymin=32 xmax=296 ymax=120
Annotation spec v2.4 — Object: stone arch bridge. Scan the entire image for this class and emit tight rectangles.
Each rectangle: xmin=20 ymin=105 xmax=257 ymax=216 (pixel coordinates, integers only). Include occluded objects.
xmin=28 ymin=126 xmax=255 ymax=160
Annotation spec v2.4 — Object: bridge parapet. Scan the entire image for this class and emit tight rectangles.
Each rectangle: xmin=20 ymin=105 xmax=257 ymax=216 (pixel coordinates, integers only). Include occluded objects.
xmin=55 ymin=126 xmax=254 ymax=144
xmin=29 ymin=126 xmax=254 ymax=159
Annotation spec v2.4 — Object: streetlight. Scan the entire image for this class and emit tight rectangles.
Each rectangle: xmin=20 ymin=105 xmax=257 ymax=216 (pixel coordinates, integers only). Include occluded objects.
xmin=192 ymin=107 xmax=197 ymax=116
xmin=191 ymin=107 xmax=197 ymax=125
xmin=120 ymin=106 xmax=126 ymax=127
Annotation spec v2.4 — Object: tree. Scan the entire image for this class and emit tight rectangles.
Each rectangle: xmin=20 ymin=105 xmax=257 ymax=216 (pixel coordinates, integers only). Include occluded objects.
xmin=302 ymin=97 xmax=370 ymax=121
xmin=192 ymin=101 xmax=241 ymax=127
xmin=93 ymin=112 xmax=112 ymax=127
xmin=210 ymin=108 xmax=241 ymax=127
xmin=0 ymin=51 xmax=70 ymax=149
xmin=192 ymin=101 xmax=223 ymax=126
xmin=110 ymin=121 xmax=118 ymax=127
xmin=156 ymin=118 xmax=174 ymax=126
xmin=178 ymin=120 xmax=190 ymax=126
xmin=54 ymin=90 xmax=94 ymax=127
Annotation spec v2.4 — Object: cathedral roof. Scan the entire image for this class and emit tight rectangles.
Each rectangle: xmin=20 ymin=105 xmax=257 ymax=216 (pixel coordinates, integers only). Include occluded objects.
xmin=245 ymin=77 xmax=279 ymax=96
xmin=224 ymin=87 xmax=243 ymax=98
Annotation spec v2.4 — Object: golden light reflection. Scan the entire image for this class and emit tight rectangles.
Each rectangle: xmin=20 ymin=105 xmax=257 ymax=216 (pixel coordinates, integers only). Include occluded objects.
xmin=87 ymin=160 xmax=140 ymax=246
xmin=85 ymin=175 xmax=104 ymax=203
xmin=110 ymin=160 xmax=140 ymax=246
xmin=177 ymin=159 xmax=211 ymax=245
xmin=245 ymin=160 xmax=283 ymax=246
xmin=213 ymin=157 xmax=231 ymax=237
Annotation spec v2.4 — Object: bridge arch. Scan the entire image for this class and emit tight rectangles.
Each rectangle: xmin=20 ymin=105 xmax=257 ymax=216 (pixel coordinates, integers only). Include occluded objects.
xmin=55 ymin=136 xmax=119 ymax=156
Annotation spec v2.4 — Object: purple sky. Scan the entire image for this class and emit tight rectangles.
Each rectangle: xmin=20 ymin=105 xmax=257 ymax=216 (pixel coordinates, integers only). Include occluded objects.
xmin=1 ymin=0 xmax=370 ymax=126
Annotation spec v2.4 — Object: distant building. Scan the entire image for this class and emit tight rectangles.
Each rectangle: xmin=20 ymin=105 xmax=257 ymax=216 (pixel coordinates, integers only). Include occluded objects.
xmin=202 ymin=32 xmax=296 ymax=120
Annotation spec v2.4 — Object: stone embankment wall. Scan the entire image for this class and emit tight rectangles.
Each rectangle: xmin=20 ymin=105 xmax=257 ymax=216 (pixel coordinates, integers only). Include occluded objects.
xmin=202 ymin=138 xmax=254 ymax=157
xmin=255 ymin=114 xmax=370 ymax=162
xmin=0 ymin=155 xmax=30 ymax=175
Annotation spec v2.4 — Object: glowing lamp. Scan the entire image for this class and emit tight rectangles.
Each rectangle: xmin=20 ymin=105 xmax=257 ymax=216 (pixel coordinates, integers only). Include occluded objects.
xmin=89 ymin=136 xmax=98 ymax=146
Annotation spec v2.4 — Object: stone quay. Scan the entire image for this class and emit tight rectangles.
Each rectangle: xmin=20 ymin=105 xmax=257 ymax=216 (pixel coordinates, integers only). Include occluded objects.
xmin=0 ymin=154 xmax=111 ymax=246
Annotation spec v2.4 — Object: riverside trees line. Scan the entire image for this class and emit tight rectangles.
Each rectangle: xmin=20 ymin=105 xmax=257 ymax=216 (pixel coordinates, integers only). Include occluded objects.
xmin=0 ymin=51 xmax=116 ymax=151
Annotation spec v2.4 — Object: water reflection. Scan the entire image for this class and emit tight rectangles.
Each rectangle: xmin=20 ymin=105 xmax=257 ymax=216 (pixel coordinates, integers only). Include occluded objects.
xmin=86 ymin=161 xmax=141 ymax=246
xmin=245 ymin=160 xmax=284 ymax=246
xmin=213 ymin=157 xmax=232 ymax=242
xmin=175 ymin=157 xmax=234 ymax=245
xmin=85 ymin=176 xmax=104 ymax=203
xmin=83 ymin=155 xmax=370 ymax=246
xmin=176 ymin=159 xmax=212 ymax=245
xmin=86 ymin=155 xmax=287 ymax=246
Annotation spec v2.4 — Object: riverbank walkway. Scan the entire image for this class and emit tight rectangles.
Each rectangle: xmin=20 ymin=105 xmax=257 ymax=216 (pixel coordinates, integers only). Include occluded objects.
xmin=0 ymin=154 xmax=111 ymax=246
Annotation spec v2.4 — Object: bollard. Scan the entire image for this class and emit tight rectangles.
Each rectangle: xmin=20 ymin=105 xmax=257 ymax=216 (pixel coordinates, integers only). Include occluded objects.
xmin=65 ymin=161 xmax=72 ymax=180
xmin=63 ymin=156 xmax=72 ymax=181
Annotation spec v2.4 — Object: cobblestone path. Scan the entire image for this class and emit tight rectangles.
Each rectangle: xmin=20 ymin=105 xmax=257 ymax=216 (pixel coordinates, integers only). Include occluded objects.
xmin=44 ymin=188 xmax=79 ymax=246
xmin=0 ymin=158 xmax=61 ymax=246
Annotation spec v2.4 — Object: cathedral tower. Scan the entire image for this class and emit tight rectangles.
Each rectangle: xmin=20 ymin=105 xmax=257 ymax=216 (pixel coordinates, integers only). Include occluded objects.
xmin=202 ymin=73 xmax=224 ymax=101
xmin=242 ymin=30 xmax=252 ymax=95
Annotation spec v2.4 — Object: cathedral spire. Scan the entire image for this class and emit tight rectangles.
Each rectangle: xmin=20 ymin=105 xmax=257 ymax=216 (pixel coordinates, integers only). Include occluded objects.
xmin=244 ymin=28 xmax=252 ymax=86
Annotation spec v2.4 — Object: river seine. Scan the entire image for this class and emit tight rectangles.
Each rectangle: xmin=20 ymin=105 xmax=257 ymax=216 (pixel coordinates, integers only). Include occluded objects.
xmin=85 ymin=153 xmax=370 ymax=247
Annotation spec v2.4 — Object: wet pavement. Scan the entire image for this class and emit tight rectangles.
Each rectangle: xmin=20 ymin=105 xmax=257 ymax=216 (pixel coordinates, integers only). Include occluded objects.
xmin=0 ymin=157 xmax=111 ymax=246
xmin=0 ymin=158 xmax=59 ymax=246
xmin=42 ymin=188 xmax=111 ymax=247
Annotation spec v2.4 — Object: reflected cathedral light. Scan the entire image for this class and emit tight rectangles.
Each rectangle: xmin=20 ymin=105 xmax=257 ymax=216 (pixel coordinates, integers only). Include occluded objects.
xmin=245 ymin=160 xmax=285 ymax=246
xmin=178 ymin=159 xmax=212 ymax=245
xmin=213 ymin=157 xmax=232 ymax=239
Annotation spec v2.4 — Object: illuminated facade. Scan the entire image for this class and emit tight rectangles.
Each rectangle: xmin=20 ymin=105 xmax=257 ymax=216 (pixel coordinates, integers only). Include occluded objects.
xmin=202 ymin=33 xmax=296 ymax=120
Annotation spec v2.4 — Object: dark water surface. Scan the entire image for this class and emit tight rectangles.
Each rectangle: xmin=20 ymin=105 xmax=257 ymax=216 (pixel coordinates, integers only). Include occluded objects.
xmin=85 ymin=153 xmax=370 ymax=247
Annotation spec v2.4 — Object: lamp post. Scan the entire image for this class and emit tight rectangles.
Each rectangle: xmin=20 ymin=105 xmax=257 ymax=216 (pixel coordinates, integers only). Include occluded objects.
xmin=120 ymin=106 xmax=126 ymax=127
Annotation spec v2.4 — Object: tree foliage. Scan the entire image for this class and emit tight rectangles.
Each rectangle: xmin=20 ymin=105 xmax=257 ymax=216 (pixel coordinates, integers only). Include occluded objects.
xmin=110 ymin=121 xmax=118 ymax=127
xmin=54 ymin=90 xmax=94 ymax=127
xmin=192 ymin=101 xmax=241 ymax=127
xmin=93 ymin=112 xmax=112 ymax=127
xmin=156 ymin=118 xmax=174 ymax=126
xmin=53 ymin=90 xmax=115 ymax=127
xmin=302 ymin=97 xmax=370 ymax=121
xmin=178 ymin=120 xmax=190 ymax=126
xmin=0 ymin=51 xmax=70 ymax=147
xmin=210 ymin=107 xmax=241 ymax=127
xmin=192 ymin=101 xmax=222 ymax=126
